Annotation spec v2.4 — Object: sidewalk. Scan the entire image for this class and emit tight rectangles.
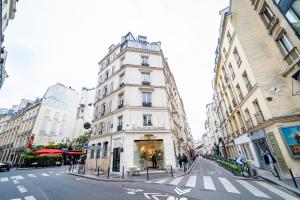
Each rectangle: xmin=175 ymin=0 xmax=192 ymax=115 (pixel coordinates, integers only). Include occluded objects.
xmin=67 ymin=161 xmax=196 ymax=182
xmin=67 ymin=167 xmax=186 ymax=182
xmin=258 ymin=168 xmax=300 ymax=195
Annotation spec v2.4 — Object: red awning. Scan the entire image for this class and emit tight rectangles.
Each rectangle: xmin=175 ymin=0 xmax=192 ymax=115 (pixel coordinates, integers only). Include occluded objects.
xmin=32 ymin=149 xmax=64 ymax=155
xmin=66 ymin=151 xmax=82 ymax=155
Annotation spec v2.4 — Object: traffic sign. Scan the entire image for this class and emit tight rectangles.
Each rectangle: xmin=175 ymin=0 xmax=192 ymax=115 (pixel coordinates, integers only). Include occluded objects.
xmin=84 ymin=144 xmax=88 ymax=149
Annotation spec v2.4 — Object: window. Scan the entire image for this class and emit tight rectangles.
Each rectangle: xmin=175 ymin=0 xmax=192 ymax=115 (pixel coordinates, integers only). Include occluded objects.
xmin=285 ymin=0 xmax=300 ymax=35
xmin=228 ymin=63 xmax=235 ymax=80
xmin=103 ymin=85 xmax=108 ymax=96
xmin=112 ymin=66 xmax=115 ymax=74
xmin=118 ymin=93 xmax=124 ymax=109
xmin=244 ymin=109 xmax=253 ymax=129
xmin=117 ymin=116 xmax=123 ymax=131
xmin=292 ymin=70 xmax=300 ymax=95
xmin=50 ymin=122 xmax=57 ymax=136
xmin=105 ymin=70 xmax=109 ymax=80
xmin=119 ymin=74 xmax=125 ymax=87
xmin=227 ymin=31 xmax=232 ymax=43
xmin=223 ymin=48 xmax=227 ymax=58
xmin=90 ymin=144 xmax=95 ymax=159
xmin=96 ymin=143 xmax=101 ymax=158
xmin=242 ymin=71 xmax=252 ymax=92
xmin=103 ymin=142 xmax=108 ymax=157
xmin=253 ymin=100 xmax=264 ymax=124
xmin=141 ymin=56 xmax=149 ymax=66
xmin=101 ymin=103 xmax=106 ymax=116
xmin=233 ymin=48 xmax=242 ymax=67
xmin=120 ymin=57 xmax=125 ymax=67
xmin=143 ymin=114 xmax=152 ymax=126
xmin=141 ymin=72 xmax=151 ymax=85
xmin=277 ymin=32 xmax=294 ymax=55
xmin=110 ymin=82 xmax=114 ymax=93
xmin=236 ymin=84 xmax=244 ymax=101
xmin=142 ymin=92 xmax=152 ymax=107
xmin=262 ymin=5 xmax=275 ymax=24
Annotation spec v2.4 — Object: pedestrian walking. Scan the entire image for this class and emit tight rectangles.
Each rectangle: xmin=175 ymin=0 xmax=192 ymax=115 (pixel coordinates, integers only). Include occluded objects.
xmin=263 ymin=150 xmax=277 ymax=176
xmin=182 ymin=153 xmax=188 ymax=173
xmin=151 ymin=154 xmax=157 ymax=168
xmin=178 ymin=153 xmax=182 ymax=169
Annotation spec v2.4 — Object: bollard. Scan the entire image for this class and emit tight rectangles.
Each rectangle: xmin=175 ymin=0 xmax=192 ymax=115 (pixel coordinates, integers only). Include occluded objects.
xmin=274 ymin=165 xmax=281 ymax=181
xmin=171 ymin=165 xmax=173 ymax=178
xmin=147 ymin=167 xmax=149 ymax=181
xmin=69 ymin=164 xmax=72 ymax=172
xmin=83 ymin=165 xmax=85 ymax=174
xmin=97 ymin=166 xmax=100 ymax=177
xmin=122 ymin=166 xmax=124 ymax=179
xmin=107 ymin=166 xmax=110 ymax=179
xmin=289 ymin=168 xmax=298 ymax=188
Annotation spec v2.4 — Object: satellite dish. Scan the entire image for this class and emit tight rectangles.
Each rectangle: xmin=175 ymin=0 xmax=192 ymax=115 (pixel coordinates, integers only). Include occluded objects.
xmin=83 ymin=122 xmax=91 ymax=129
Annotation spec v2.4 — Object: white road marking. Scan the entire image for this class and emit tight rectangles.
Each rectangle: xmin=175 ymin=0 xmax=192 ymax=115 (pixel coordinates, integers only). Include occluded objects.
xmin=169 ymin=177 xmax=184 ymax=185
xmin=10 ymin=198 xmax=21 ymax=200
xmin=28 ymin=174 xmax=37 ymax=178
xmin=56 ymin=173 xmax=61 ymax=175
xmin=255 ymin=181 xmax=299 ymax=200
xmin=203 ymin=176 xmax=216 ymax=190
xmin=155 ymin=179 xmax=168 ymax=184
xmin=49 ymin=171 xmax=54 ymax=174
xmin=24 ymin=196 xmax=37 ymax=200
xmin=218 ymin=177 xmax=240 ymax=193
xmin=13 ymin=180 xmax=20 ymax=184
xmin=11 ymin=175 xmax=24 ymax=180
xmin=0 ymin=177 xmax=9 ymax=182
xmin=17 ymin=185 xmax=28 ymax=193
xmin=236 ymin=180 xmax=270 ymax=198
xmin=185 ymin=175 xmax=197 ymax=188
xmin=41 ymin=173 xmax=50 ymax=176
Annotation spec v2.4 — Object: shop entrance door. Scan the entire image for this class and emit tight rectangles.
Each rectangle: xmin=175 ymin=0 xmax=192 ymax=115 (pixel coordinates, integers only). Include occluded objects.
xmin=112 ymin=148 xmax=121 ymax=172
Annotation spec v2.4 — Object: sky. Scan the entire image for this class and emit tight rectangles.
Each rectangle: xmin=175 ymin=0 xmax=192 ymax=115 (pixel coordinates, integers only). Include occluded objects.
xmin=0 ymin=0 xmax=229 ymax=140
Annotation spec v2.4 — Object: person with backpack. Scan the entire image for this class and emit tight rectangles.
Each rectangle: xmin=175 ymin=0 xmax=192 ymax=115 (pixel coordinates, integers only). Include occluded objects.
xmin=181 ymin=153 xmax=188 ymax=173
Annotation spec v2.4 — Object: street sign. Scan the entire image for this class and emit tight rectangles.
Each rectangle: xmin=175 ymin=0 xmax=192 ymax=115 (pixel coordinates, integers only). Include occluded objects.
xmin=83 ymin=144 xmax=88 ymax=149
xmin=62 ymin=148 xmax=68 ymax=152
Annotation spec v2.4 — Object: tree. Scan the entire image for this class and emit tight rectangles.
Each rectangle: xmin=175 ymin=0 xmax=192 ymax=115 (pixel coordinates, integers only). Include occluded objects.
xmin=72 ymin=133 xmax=90 ymax=151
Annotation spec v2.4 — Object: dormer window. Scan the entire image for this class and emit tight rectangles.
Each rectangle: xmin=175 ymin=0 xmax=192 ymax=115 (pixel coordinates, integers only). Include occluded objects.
xmin=138 ymin=35 xmax=147 ymax=42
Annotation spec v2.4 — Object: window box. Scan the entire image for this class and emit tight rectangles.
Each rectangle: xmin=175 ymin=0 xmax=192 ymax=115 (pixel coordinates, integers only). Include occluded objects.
xmin=117 ymin=125 xmax=122 ymax=131
xmin=142 ymin=81 xmax=150 ymax=86
xmin=141 ymin=62 xmax=149 ymax=67
xmin=142 ymin=102 xmax=152 ymax=107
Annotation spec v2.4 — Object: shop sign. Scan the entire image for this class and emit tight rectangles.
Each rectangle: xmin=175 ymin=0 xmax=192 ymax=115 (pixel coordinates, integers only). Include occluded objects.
xmin=279 ymin=126 xmax=300 ymax=158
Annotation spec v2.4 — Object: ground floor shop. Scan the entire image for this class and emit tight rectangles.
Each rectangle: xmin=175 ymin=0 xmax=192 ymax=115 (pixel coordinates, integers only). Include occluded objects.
xmin=86 ymin=132 xmax=177 ymax=174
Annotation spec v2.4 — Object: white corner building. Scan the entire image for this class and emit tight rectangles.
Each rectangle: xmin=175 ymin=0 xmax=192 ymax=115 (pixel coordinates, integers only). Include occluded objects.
xmin=86 ymin=32 xmax=193 ymax=173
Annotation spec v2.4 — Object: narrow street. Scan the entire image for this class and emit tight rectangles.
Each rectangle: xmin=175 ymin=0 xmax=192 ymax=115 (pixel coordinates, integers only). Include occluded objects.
xmin=1 ymin=158 xmax=299 ymax=200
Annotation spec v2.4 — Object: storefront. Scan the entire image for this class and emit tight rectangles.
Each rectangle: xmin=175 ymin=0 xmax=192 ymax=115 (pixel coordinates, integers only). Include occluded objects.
xmin=250 ymin=129 xmax=270 ymax=170
xmin=234 ymin=133 xmax=259 ymax=167
xmin=133 ymin=139 xmax=164 ymax=170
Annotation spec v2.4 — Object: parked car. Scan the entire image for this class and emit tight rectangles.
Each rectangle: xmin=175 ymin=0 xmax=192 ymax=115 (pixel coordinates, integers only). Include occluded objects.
xmin=0 ymin=162 xmax=11 ymax=172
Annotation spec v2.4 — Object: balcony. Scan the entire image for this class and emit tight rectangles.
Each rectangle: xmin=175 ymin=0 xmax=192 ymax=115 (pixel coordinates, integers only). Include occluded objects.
xmin=245 ymin=120 xmax=253 ymax=129
xmin=246 ymin=81 xmax=252 ymax=92
xmin=141 ymin=62 xmax=149 ymax=67
xmin=121 ymin=40 xmax=161 ymax=52
xmin=119 ymin=82 xmax=125 ymax=88
xmin=118 ymin=103 xmax=124 ymax=109
xmin=143 ymin=121 xmax=153 ymax=126
xmin=232 ymin=99 xmax=237 ymax=107
xmin=239 ymin=92 xmax=244 ymax=101
xmin=142 ymin=102 xmax=152 ymax=107
xmin=117 ymin=125 xmax=123 ymax=132
xmin=254 ymin=111 xmax=265 ymax=124
xmin=142 ymin=81 xmax=151 ymax=86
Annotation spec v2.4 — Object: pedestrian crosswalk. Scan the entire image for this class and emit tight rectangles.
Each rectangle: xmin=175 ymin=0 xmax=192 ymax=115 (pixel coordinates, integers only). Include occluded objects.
xmin=0 ymin=170 xmax=68 ymax=184
xmin=148 ymin=175 xmax=299 ymax=199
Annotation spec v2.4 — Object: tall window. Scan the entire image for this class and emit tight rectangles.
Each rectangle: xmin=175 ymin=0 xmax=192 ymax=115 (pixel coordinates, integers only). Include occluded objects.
xmin=236 ymin=84 xmax=244 ymax=101
xmin=103 ymin=142 xmax=108 ymax=157
xmin=119 ymin=74 xmax=125 ymax=87
xmin=244 ymin=109 xmax=253 ymax=129
xmin=142 ymin=92 xmax=152 ymax=107
xmin=277 ymin=32 xmax=294 ymax=55
xmin=233 ymin=48 xmax=242 ymax=67
xmin=143 ymin=114 xmax=152 ymax=126
xmin=227 ymin=31 xmax=232 ymax=43
xmin=118 ymin=93 xmax=124 ymax=109
xmin=242 ymin=71 xmax=252 ymax=92
xmin=105 ymin=70 xmax=109 ymax=80
xmin=120 ymin=57 xmax=125 ymax=67
xmin=117 ymin=116 xmax=123 ymax=131
xmin=141 ymin=56 xmax=149 ymax=66
xmin=96 ymin=143 xmax=101 ymax=158
xmin=253 ymin=99 xmax=264 ymax=124
xmin=228 ymin=63 xmax=235 ymax=79
xmin=262 ymin=5 xmax=275 ymax=24
xmin=285 ymin=0 xmax=300 ymax=35
xmin=103 ymin=85 xmax=108 ymax=96
xmin=141 ymin=72 xmax=151 ymax=85
xmin=90 ymin=144 xmax=95 ymax=159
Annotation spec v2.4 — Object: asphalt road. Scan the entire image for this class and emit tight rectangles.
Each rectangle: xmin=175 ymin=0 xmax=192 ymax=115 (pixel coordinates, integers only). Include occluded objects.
xmin=0 ymin=158 xmax=299 ymax=200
